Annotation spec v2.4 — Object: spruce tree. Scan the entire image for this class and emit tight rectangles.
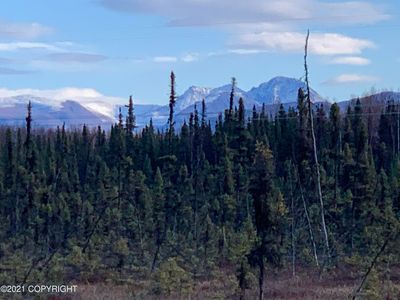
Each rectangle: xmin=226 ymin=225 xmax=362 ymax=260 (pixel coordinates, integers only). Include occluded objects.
xmin=168 ymin=71 xmax=177 ymax=148
xmin=125 ymin=95 xmax=136 ymax=132
xmin=249 ymin=142 xmax=287 ymax=300
xmin=228 ymin=77 xmax=236 ymax=118
xmin=151 ymin=167 xmax=165 ymax=271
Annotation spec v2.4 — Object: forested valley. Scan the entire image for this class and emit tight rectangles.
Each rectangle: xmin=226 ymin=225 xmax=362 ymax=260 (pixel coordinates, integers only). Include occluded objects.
xmin=0 ymin=72 xmax=399 ymax=299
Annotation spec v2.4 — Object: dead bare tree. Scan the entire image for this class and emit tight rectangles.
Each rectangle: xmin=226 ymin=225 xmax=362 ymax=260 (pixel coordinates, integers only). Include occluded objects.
xmin=293 ymin=162 xmax=319 ymax=267
xmin=351 ymin=231 xmax=399 ymax=299
xmin=288 ymin=161 xmax=296 ymax=276
xmin=304 ymin=30 xmax=330 ymax=259
xmin=397 ymin=103 xmax=400 ymax=155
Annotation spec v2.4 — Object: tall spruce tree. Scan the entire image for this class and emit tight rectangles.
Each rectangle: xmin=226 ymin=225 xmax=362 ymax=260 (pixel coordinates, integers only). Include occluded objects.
xmin=228 ymin=77 xmax=236 ymax=119
xmin=168 ymin=71 xmax=177 ymax=149
xmin=249 ymin=142 xmax=287 ymax=300
xmin=125 ymin=95 xmax=136 ymax=132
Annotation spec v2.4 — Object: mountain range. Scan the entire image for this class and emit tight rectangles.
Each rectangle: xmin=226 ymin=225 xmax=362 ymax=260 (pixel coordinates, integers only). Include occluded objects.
xmin=120 ymin=76 xmax=325 ymax=129
xmin=0 ymin=95 xmax=114 ymax=128
xmin=0 ymin=76 xmax=397 ymax=129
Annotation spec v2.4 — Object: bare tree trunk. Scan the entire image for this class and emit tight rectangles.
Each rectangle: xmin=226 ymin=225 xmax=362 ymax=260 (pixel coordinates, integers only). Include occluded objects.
xmin=304 ymin=30 xmax=330 ymax=258
xmin=137 ymin=210 xmax=144 ymax=255
xmin=151 ymin=243 xmax=161 ymax=272
xmin=288 ymin=161 xmax=296 ymax=276
xmin=294 ymin=165 xmax=319 ymax=267
xmin=259 ymin=259 xmax=264 ymax=300
xmin=397 ymin=105 xmax=399 ymax=155
xmin=222 ymin=225 xmax=227 ymax=251
xmin=351 ymin=232 xmax=398 ymax=299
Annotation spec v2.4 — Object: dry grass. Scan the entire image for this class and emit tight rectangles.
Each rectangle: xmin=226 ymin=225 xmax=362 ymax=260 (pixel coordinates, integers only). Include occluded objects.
xmin=45 ymin=266 xmax=400 ymax=300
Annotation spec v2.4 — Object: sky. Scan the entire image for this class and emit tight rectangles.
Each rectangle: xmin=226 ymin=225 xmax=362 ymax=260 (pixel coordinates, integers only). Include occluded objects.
xmin=0 ymin=0 xmax=398 ymax=105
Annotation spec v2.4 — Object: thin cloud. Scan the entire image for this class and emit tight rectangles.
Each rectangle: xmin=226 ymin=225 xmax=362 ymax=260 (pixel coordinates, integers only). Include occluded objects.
xmin=324 ymin=74 xmax=379 ymax=85
xmin=0 ymin=67 xmax=34 ymax=75
xmin=101 ymin=0 xmax=388 ymax=26
xmin=330 ymin=56 xmax=370 ymax=65
xmin=181 ymin=53 xmax=199 ymax=62
xmin=234 ymin=31 xmax=374 ymax=56
xmin=153 ymin=56 xmax=178 ymax=63
xmin=101 ymin=1 xmax=384 ymax=60
xmin=0 ymin=57 xmax=13 ymax=64
xmin=45 ymin=52 xmax=108 ymax=63
xmin=0 ymin=20 xmax=53 ymax=40
xmin=152 ymin=53 xmax=199 ymax=63
xmin=0 ymin=42 xmax=62 ymax=52
xmin=229 ymin=49 xmax=267 ymax=55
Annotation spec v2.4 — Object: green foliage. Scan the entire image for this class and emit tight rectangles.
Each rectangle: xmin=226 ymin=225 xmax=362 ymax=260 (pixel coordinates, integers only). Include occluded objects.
xmin=0 ymin=93 xmax=399 ymax=298
xmin=362 ymin=267 xmax=381 ymax=299
xmin=152 ymin=258 xmax=193 ymax=296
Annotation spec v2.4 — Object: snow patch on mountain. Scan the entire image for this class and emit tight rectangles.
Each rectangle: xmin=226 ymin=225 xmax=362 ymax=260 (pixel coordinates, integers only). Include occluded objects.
xmin=0 ymin=77 xmax=327 ymax=128
xmin=247 ymin=76 xmax=324 ymax=104
xmin=176 ymin=86 xmax=212 ymax=111
xmin=0 ymin=87 xmax=123 ymax=120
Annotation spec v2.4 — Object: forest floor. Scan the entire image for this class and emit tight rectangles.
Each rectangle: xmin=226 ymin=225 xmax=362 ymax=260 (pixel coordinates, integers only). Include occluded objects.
xmin=69 ymin=266 xmax=400 ymax=299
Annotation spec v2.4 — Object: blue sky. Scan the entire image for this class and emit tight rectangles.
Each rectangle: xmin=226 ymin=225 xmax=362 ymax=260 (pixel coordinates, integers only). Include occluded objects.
xmin=0 ymin=0 xmax=398 ymax=105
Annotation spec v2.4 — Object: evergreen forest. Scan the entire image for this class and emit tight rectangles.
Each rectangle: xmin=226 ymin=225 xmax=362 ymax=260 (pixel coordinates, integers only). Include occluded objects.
xmin=0 ymin=72 xmax=399 ymax=299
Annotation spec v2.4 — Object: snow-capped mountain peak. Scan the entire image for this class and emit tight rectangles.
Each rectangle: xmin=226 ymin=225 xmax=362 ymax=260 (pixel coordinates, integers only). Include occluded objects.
xmin=0 ymin=76 xmax=327 ymax=129
xmin=175 ymin=86 xmax=212 ymax=111
xmin=0 ymin=96 xmax=114 ymax=128
xmin=247 ymin=76 xmax=324 ymax=104
xmin=0 ymin=95 xmax=63 ymax=109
